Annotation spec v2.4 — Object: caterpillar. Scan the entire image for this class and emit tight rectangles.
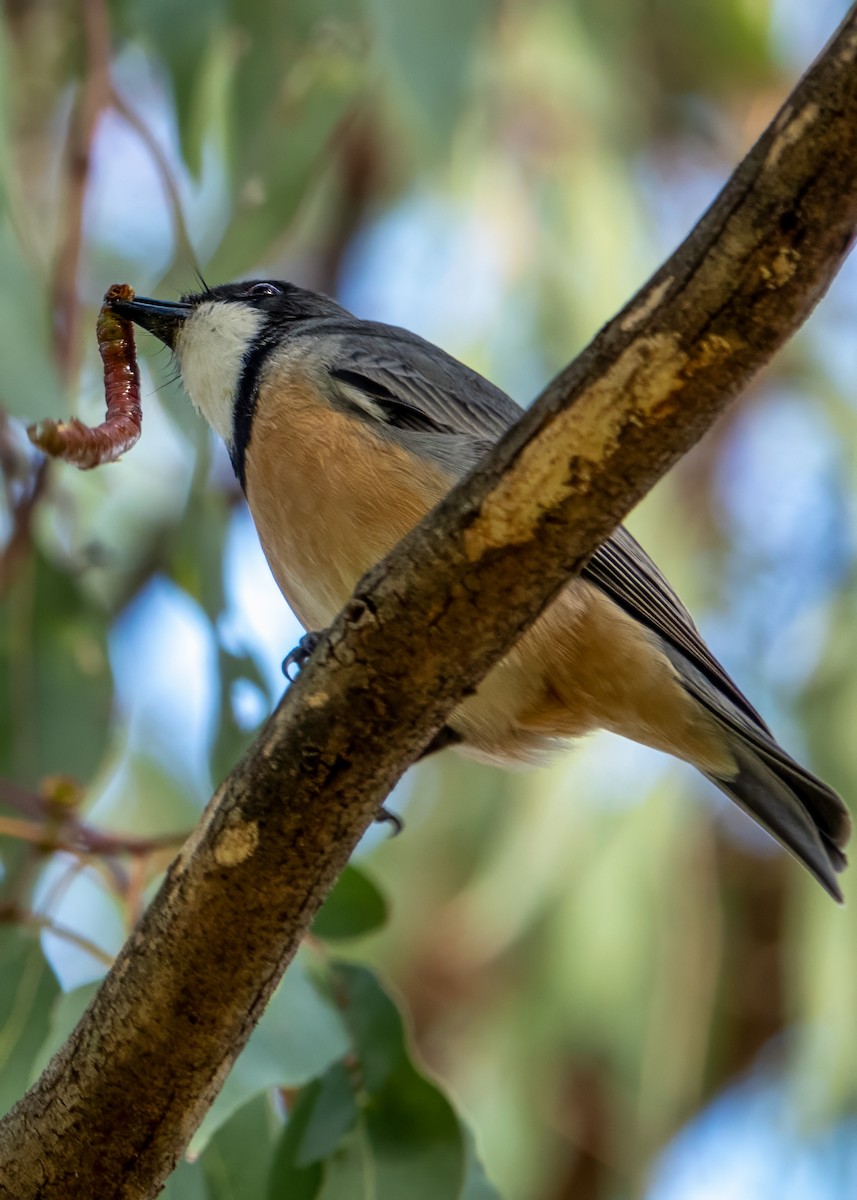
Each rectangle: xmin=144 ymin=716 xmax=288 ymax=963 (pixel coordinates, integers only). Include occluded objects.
xmin=28 ymin=283 xmax=142 ymax=469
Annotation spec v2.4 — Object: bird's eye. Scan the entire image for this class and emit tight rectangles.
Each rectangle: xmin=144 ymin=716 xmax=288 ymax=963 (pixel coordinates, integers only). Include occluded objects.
xmin=247 ymin=282 xmax=282 ymax=298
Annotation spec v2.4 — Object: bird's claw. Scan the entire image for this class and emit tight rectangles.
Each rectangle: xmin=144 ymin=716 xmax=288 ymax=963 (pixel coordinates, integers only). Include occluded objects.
xmin=375 ymin=806 xmax=404 ymax=836
xmin=282 ymin=631 xmax=322 ymax=680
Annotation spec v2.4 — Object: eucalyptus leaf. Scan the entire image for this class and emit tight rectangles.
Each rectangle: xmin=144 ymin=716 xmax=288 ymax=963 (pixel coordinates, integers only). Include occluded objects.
xmin=122 ymin=0 xmax=227 ymax=178
xmin=267 ymin=1082 xmax=324 ymax=1200
xmin=296 ymin=1062 xmax=359 ymax=1167
xmin=0 ymin=929 xmax=59 ymax=1117
xmin=191 ymin=954 xmax=349 ymax=1154
xmin=204 ymin=32 xmax=361 ymax=280
xmin=92 ymin=753 xmax=201 ymax=838
xmin=210 ymin=646 xmax=268 ymax=787
xmin=461 ymin=1128 xmax=503 ymax=1200
xmin=29 ymin=982 xmax=98 ymax=1082
xmin=312 ymin=865 xmax=388 ymax=942
xmin=314 ymin=1127 xmax=368 ymax=1200
xmin=333 ymin=964 xmax=466 ymax=1199
xmin=201 ymin=1093 xmax=279 ymax=1200
xmin=0 ymin=219 xmax=63 ymax=418
xmin=162 ymin=1158 xmax=211 ymax=1200
xmin=0 ymin=550 xmax=113 ymax=786
xmin=366 ymin=0 xmax=491 ymax=143
xmin=361 ymin=1060 xmax=465 ymax=1200
xmin=265 ymin=965 xmax=469 ymax=1198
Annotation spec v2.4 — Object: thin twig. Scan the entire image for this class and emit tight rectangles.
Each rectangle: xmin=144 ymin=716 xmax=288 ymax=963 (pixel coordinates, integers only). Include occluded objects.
xmin=0 ymin=777 xmax=190 ymax=858
xmin=34 ymin=856 xmax=91 ymax=927
xmin=23 ymin=912 xmax=115 ymax=969
xmin=76 ymin=826 xmax=188 ymax=858
xmin=109 ymin=88 xmax=198 ymax=274
xmin=0 ymin=459 xmax=48 ymax=597
xmin=50 ymin=0 xmax=113 ymax=383
xmin=0 ymin=816 xmax=56 ymax=847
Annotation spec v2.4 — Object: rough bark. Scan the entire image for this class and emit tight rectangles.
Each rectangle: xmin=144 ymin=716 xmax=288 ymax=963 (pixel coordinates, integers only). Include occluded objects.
xmin=2 ymin=8 xmax=857 ymax=1197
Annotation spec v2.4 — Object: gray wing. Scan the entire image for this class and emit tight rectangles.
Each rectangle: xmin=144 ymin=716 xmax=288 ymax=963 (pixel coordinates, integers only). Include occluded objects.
xmin=582 ymin=526 xmax=770 ymax=731
xmin=323 ymin=320 xmax=522 ymax=439
xmin=322 ymin=321 xmax=768 ymax=729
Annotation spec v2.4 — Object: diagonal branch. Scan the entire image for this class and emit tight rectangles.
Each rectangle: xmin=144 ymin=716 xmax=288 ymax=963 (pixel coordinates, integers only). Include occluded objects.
xmin=3 ymin=7 xmax=857 ymax=1198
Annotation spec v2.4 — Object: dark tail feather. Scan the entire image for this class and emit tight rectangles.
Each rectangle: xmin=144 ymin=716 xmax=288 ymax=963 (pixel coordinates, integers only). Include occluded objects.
xmin=707 ymin=736 xmax=850 ymax=902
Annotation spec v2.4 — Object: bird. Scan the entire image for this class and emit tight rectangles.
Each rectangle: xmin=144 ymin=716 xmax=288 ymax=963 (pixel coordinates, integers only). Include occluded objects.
xmin=111 ymin=279 xmax=851 ymax=900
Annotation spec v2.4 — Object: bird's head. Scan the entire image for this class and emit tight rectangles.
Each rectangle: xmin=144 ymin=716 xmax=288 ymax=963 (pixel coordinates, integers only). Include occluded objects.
xmin=110 ymin=279 xmax=346 ymax=450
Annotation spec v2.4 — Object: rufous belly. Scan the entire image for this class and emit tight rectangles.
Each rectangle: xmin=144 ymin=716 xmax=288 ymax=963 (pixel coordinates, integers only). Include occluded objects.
xmin=244 ymin=384 xmax=733 ymax=776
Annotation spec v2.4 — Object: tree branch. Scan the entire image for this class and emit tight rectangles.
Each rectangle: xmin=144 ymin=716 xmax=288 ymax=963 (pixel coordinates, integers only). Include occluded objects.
xmin=3 ymin=8 xmax=857 ymax=1197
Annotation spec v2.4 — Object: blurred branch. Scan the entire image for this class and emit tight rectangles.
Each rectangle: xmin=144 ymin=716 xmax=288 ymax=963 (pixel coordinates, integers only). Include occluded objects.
xmin=3 ymin=8 xmax=857 ymax=1198
xmin=312 ymin=108 xmax=385 ymax=294
xmin=0 ymin=773 xmax=188 ymax=943
xmin=4 ymin=908 xmax=115 ymax=969
xmin=0 ymin=812 xmax=186 ymax=860
xmin=52 ymin=0 xmax=198 ymax=380
xmin=51 ymin=0 xmax=113 ymax=383
xmin=0 ymin=410 xmax=47 ymax=596
xmin=109 ymin=88 xmax=198 ymax=275
xmin=0 ymin=776 xmax=189 ymax=859
xmin=550 ymin=1059 xmax=619 ymax=1200
xmin=711 ymin=842 xmax=789 ymax=1081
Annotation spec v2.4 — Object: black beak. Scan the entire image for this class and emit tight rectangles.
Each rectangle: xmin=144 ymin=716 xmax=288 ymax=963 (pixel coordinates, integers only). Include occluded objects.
xmin=109 ymin=296 xmax=193 ymax=349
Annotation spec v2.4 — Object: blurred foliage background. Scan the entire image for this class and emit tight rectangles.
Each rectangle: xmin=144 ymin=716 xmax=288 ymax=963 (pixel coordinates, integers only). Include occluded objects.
xmin=0 ymin=0 xmax=856 ymax=1197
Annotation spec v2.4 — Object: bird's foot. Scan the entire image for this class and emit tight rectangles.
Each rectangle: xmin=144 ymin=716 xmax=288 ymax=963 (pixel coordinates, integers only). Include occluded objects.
xmin=371 ymin=730 xmax=460 ymax=836
xmin=282 ymin=631 xmax=322 ymax=680
xmin=375 ymin=806 xmax=404 ymax=836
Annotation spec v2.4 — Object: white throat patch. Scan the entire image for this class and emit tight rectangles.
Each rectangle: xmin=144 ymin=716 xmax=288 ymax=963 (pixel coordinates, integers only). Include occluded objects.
xmin=175 ymin=301 xmax=265 ymax=447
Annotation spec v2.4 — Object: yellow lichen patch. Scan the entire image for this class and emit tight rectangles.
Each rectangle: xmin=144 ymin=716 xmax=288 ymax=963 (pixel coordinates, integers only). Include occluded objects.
xmin=462 ymin=333 xmax=688 ymax=561
xmin=759 ymin=246 xmax=800 ymax=289
xmin=691 ymin=333 xmax=736 ymax=371
xmin=213 ymin=817 xmax=259 ymax=867
xmin=306 ymin=691 xmax=330 ymax=709
xmin=172 ymin=786 xmax=227 ymax=874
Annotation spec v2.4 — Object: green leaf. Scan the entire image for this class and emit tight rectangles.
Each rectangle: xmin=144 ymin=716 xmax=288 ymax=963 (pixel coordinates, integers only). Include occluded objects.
xmin=30 ymin=982 xmax=98 ymax=1082
xmin=203 ymin=8 xmax=363 ymax=280
xmin=296 ymin=1062 xmax=358 ymax=1166
xmin=0 ymin=549 xmax=113 ymax=786
xmin=361 ymin=1063 xmax=464 ymax=1200
xmin=121 ymin=0 xmax=227 ymax=178
xmin=334 ymin=962 xmax=402 ymax=1093
xmin=315 ymin=1127 xmax=369 ymax=1199
xmin=162 ymin=1157 xmax=211 ymax=1200
xmin=366 ymin=0 xmax=491 ymax=143
xmin=265 ymin=965 xmax=486 ymax=1197
xmin=332 ymin=964 xmax=467 ymax=1200
xmin=201 ymin=1093 xmax=279 ymax=1200
xmin=0 ymin=219 xmax=64 ymax=419
xmin=461 ymin=1129 xmax=502 ymax=1200
xmin=312 ymin=865 xmax=388 ymax=942
xmin=170 ymin=485 xmax=233 ymax=618
xmin=210 ymin=646 xmax=267 ymax=789
xmin=267 ymin=1083 xmax=324 ymax=1200
xmin=92 ymin=753 xmax=202 ymax=839
xmin=0 ymin=929 xmax=60 ymax=1117
xmin=191 ymin=953 xmax=350 ymax=1154
xmin=266 ymin=965 xmax=468 ymax=1197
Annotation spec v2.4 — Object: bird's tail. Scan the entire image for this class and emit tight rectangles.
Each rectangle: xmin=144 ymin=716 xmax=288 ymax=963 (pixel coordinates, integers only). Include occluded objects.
xmin=706 ymin=730 xmax=850 ymax=902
